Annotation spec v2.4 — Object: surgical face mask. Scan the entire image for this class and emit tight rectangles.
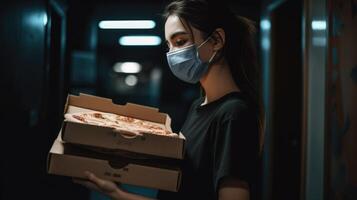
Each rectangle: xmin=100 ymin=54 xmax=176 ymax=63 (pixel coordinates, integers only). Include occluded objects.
xmin=166 ymin=36 xmax=217 ymax=84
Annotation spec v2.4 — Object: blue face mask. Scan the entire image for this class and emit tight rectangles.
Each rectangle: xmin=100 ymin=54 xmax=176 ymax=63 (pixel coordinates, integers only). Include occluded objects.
xmin=166 ymin=36 xmax=217 ymax=84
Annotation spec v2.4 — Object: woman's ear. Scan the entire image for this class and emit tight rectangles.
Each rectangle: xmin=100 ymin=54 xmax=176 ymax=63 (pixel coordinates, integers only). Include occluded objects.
xmin=212 ymin=28 xmax=225 ymax=51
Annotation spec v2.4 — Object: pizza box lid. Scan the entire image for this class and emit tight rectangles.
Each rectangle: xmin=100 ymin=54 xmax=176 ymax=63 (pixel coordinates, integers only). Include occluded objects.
xmin=47 ymin=133 xmax=182 ymax=192
xmin=62 ymin=93 xmax=186 ymax=159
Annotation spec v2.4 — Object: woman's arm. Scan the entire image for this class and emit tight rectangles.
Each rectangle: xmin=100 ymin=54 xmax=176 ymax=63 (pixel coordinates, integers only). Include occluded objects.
xmin=73 ymin=171 xmax=157 ymax=200
xmin=218 ymin=177 xmax=250 ymax=200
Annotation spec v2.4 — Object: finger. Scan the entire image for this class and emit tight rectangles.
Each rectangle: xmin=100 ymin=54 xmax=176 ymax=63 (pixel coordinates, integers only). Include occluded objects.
xmin=85 ymin=171 xmax=104 ymax=186
xmin=85 ymin=171 xmax=114 ymax=193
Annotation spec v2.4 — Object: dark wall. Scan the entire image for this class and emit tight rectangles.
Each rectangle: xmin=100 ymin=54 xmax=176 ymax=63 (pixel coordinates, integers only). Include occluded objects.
xmin=0 ymin=1 xmax=88 ymax=199
xmin=269 ymin=1 xmax=303 ymax=199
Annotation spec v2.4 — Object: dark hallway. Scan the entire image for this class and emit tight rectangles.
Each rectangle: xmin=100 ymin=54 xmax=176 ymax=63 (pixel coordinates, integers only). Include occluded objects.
xmin=1 ymin=0 xmax=356 ymax=200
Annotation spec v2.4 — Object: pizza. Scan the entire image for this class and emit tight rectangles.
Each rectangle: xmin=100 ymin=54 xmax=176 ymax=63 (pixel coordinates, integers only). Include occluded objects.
xmin=64 ymin=111 xmax=177 ymax=137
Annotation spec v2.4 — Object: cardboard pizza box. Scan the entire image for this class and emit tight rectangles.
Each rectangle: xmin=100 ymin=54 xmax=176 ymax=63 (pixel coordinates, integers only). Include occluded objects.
xmin=61 ymin=93 xmax=186 ymax=159
xmin=47 ymin=133 xmax=182 ymax=192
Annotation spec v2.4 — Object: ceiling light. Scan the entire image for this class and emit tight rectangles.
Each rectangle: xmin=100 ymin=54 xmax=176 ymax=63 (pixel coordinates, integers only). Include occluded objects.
xmin=119 ymin=36 xmax=161 ymax=46
xmin=311 ymin=20 xmax=326 ymax=30
xmin=98 ymin=20 xmax=156 ymax=29
xmin=113 ymin=62 xmax=142 ymax=73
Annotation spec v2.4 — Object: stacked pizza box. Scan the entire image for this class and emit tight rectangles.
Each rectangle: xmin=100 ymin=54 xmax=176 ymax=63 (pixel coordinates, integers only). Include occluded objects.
xmin=47 ymin=93 xmax=185 ymax=192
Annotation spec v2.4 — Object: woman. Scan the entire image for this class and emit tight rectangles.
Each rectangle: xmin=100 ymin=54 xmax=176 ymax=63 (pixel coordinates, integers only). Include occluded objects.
xmin=74 ymin=0 xmax=264 ymax=199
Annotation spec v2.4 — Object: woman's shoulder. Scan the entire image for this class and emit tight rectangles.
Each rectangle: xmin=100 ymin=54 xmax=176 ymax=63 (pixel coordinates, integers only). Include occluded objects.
xmin=215 ymin=93 xmax=257 ymax=121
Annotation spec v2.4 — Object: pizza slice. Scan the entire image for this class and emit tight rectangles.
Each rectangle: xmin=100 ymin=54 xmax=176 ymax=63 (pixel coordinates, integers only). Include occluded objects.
xmin=64 ymin=111 xmax=177 ymax=137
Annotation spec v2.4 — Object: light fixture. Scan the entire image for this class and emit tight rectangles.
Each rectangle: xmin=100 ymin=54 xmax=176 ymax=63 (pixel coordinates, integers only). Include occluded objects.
xmin=98 ymin=20 xmax=156 ymax=29
xmin=118 ymin=36 xmax=162 ymax=46
xmin=125 ymin=75 xmax=138 ymax=86
xmin=43 ymin=13 xmax=48 ymax=26
xmin=260 ymin=19 xmax=271 ymax=30
xmin=113 ymin=62 xmax=142 ymax=73
xmin=311 ymin=20 xmax=326 ymax=30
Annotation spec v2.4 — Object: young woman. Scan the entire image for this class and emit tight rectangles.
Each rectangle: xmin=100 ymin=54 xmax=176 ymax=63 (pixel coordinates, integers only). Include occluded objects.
xmin=74 ymin=0 xmax=264 ymax=199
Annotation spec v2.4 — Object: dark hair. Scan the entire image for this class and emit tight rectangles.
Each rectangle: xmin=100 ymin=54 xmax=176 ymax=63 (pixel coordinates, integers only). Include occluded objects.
xmin=163 ymin=0 xmax=265 ymax=152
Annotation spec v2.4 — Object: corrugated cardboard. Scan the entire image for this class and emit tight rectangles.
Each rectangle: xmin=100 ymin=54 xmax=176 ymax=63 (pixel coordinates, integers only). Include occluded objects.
xmin=61 ymin=93 xmax=185 ymax=159
xmin=47 ymin=133 xmax=182 ymax=192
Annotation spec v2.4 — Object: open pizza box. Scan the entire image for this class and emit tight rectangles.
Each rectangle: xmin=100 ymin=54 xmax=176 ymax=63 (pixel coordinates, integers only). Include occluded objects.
xmin=61 ymin=93 xmax=186 ymax=159
xmin=47 ymin=132 xmax=182 ymax=192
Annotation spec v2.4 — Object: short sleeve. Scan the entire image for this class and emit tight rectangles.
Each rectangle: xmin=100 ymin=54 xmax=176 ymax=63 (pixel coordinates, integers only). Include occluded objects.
xmin=212 ymin=110 xmax=259 ymax=196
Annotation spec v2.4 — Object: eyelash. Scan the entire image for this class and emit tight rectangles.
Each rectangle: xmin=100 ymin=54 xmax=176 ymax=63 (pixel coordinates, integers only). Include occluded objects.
xmin=166 ymin=39 xmax=188 ymax=51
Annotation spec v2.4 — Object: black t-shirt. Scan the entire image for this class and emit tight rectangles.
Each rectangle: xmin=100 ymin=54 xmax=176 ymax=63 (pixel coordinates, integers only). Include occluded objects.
xmin=158 ymin=91 xmax=261 ymax=200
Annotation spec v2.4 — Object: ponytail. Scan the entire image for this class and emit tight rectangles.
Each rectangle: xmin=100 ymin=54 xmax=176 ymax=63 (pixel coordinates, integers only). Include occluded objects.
xmin=227 ymin=15 xmax=265 ymax=153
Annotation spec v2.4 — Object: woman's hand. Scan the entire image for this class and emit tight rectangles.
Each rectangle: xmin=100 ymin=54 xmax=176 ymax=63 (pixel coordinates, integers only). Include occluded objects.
xmin=73 ymin=171 xmax=157 ymax=200
xmin=73 ymin=171 xmax=123 ymax=200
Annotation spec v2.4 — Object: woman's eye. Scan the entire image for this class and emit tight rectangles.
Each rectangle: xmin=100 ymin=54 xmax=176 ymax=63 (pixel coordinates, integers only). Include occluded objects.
xmin=175 ymin=39 xmax=186 ymax=46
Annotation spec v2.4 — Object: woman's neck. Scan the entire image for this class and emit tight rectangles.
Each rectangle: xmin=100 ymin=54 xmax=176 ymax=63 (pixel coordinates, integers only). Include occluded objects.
xmin=200 ymin=60 xmax=240 ymax=105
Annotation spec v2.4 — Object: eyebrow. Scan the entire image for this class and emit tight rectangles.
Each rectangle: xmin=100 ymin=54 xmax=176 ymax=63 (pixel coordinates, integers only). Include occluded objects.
xmin=165 ymin=31 xmax=190 ymax=43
